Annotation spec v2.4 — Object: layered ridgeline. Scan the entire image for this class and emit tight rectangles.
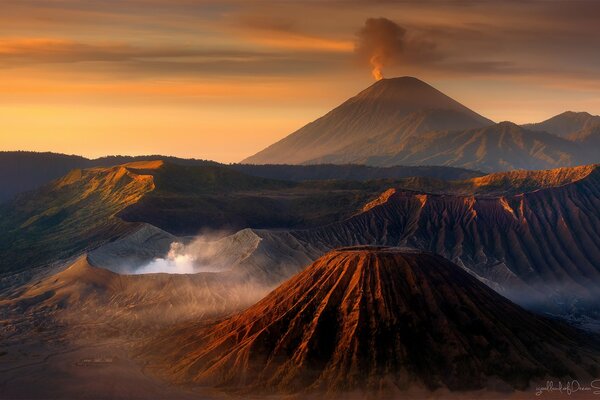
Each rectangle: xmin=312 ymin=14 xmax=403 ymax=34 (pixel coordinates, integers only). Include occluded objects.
xmin=525 ymin=111 xmax=600 ymax=153
xmin=3 ymin=160 xmax=600 ymax=320
xmin=144 ymin=247 xmax=600 ymax=396
xmin=283 ymin=165 xmax=600 ymax=313
xmin=3 ymin=160 xmax=460 ymax=275
xmin=243 ymin=77 xmax=599 ymax=171
xmin=525 ymin=111 xmax=600 ymax=140
xmin=0 ymin=151 xmax=480 ymax=203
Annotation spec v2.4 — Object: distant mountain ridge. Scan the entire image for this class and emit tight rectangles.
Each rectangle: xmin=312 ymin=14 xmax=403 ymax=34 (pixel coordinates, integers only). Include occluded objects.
xmin=0 ymin=151 xmax=217 ymax=203
xmin=244 ymin=77 xmax=600 ymax=171
xmin=366 ymin=121 xmax=583 ymax=171
xmin=0 ymin=151 xmax=481 ymax=202
xmin=524 ymin=111 xmax=600 ymax=139
xmin=524 ymin=111 xmax=600 ymax=151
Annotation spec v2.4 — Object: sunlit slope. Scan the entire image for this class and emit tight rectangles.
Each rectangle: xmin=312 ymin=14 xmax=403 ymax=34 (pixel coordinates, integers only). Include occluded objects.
xmin=0 ymin=160 xmax=408 ymax=274
xmin=0 ymin=162 xmax=161 ymax=275
xmin=144 ymin=247 xmax=600 ymax=396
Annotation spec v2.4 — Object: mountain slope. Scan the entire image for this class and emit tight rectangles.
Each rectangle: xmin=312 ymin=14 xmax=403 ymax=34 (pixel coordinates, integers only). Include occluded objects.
xmin=0 ymin=151 xmax=482 ymax=202
xmin=144 ymin=247 xmax=600 ymax=396
xmin=525 ymin=111 xmax=600 ymax=139
xmin=289 ymin=164 xmax=600 ymax=309
xmin=152 ymin=164 xmax=599 ymax=320
xmin=242 ymin=76 xmax=493 ymax=165
xmin=369 ymin=121 xmax=585 ymax=171
xmin=0 ymin=160 xmax=434 ymax=275
xmin=0 ymin=161 xmax=161 ymax=276
xmin=0 ymin=151 xmax=218 ymax=203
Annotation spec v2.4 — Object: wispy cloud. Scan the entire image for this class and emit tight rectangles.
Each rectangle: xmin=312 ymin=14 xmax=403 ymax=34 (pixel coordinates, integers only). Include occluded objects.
xmin=0 ymin=37 xmax=348 ymax=77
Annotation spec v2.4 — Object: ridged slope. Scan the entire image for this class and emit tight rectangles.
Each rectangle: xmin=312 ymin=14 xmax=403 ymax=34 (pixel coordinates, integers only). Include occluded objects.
xmin=525 ymin=111 xmax=600 ymax=139
xmin=0 ymin=162 xmax=161 ymax=274
xmin=146 ymin=248 xmax=600 ymax=395
xmin=467 ymin=164 xmax=596 ymax=191
xmin=375 ymin=121 xmax=584 ymax=171
xmin=287 ymin=165 xmax=600 ymax=309
xmin=243 ymin=77 xmax=492 ymax=165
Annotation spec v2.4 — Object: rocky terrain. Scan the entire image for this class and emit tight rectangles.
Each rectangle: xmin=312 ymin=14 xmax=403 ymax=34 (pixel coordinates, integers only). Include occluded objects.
xmin=129 ymin=163 xmax=599 ymax=318
xmin=4 ymin=160 xmax=599 ymax=319
xmin=143 ymin=247 xmax=600 ymax=397
xmin=2 ymin=159 xmax=600 ymax=399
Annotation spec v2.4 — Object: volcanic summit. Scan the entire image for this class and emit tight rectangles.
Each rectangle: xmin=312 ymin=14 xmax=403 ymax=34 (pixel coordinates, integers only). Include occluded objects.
xmin=242 ymin=77 xmax=493 ymax=165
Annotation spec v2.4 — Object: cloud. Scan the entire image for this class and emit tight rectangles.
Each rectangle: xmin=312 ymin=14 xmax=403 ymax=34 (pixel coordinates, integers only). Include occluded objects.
xmin=0 ymin=38 xmax=271 ymax=65
xmin=233 ymin=14 xmax=353 ymax=52
xmin=354 ymin=17 xmax=440 ymax=80
xmin=0 ymin=37 xmax=348 ymax=78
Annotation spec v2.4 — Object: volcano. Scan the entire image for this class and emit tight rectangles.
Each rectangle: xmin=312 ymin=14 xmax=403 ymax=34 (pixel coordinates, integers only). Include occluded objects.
xmin=242 ymin=77 xmax=493 ymax=165
xmin=144 ymin=247 xmax=600 ymax=396
xmin=243 ymin=77 xmax=598 ymax=171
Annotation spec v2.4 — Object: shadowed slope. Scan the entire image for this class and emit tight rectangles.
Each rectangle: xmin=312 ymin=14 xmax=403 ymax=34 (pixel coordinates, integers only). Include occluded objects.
xmin=525 ymin=111 xmax=600 ymax=139
xmin=0 ymin=151 xmax=483 ymax=203
xmin=243 ymin=77 xmax=492 ymax=165
xmin=145 ymin=248 xmax=600 ymax=396
xmin=287 ymin=165 xmax=600 ymax=308
xmin=363 ymin=121 xmax=584 ymax=171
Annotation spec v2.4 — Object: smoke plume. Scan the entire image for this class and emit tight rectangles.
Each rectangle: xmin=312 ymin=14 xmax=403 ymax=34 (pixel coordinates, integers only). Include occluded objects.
xmin=134 ymin=230 xmax=236 ymax=274
xmin=355 ymin=17 xmax=438 ymax=80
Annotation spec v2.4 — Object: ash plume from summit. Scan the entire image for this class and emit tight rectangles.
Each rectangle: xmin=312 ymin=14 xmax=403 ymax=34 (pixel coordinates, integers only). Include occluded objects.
xmin=355 ymin=17 xmax=439 ymax=80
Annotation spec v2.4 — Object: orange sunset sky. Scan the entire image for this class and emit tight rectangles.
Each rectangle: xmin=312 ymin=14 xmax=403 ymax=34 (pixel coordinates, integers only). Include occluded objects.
xmin=1 ymin=0 xmax=600 ymax=162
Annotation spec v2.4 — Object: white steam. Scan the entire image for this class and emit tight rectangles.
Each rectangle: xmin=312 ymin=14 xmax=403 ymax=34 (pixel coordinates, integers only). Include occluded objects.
xmin=131 ymin=230 xmax=254 ymax=275
xmin=134 ymin=242 xmax=198 ymax=274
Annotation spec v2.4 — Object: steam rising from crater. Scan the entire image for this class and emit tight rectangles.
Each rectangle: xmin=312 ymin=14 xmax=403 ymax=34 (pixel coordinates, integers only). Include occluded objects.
xmin=134 ymin=230 xmax=235 ymax=274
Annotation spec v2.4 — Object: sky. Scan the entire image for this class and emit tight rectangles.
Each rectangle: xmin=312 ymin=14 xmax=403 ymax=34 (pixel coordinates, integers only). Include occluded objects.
xmin=1 ymin=0 xmax=600 ymax=163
